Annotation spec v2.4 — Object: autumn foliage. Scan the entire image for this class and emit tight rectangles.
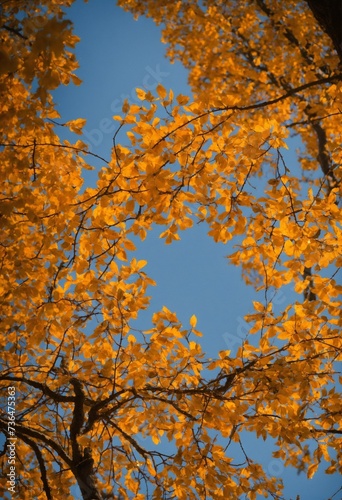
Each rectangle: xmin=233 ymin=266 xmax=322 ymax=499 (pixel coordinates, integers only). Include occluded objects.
xmin=0 ymin=0 xmax=341 ymax=499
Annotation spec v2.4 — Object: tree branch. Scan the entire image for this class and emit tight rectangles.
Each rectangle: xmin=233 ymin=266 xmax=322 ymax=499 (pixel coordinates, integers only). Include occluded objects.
xmin=1 ymin=24 xmax=28 ymax=40
xmin=69 ymin=378 xmax=85 ymax=463
xmin=2 ymin=419 xmax=73 ymax=467
xmin=227 ymin=74 xmax=342 ymax=112
xmin=68 ymin=379 xmax=103 ymax=500
xmin=18 ymin=434 xmax=53 ymax=500
xmin=0 ymin=375 xmax=75 ymax=403
xmin=305 ymin=0 xmax=342 ymax=64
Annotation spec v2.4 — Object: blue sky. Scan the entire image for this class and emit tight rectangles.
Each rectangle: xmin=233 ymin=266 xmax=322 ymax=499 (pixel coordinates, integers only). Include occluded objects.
xmin=53 ymin=1 xmax=342 ymax=499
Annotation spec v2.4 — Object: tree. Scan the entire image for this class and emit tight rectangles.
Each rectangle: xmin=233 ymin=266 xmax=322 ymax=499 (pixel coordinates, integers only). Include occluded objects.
xmin=0 ymin=0 xmax=341 ymax=498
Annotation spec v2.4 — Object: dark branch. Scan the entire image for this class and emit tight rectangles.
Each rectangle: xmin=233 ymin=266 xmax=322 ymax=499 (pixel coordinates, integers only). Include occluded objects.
xmin=19 ymin=434 xmax=53 ymax=500
xmin=303 ymin=267 xmax=317 ymax=302
xmin=3 ymin=419 xmax=73 ymax=467
xmin=311 ymin=427 xmax=342 ymax=435
xmin=1 ymin=24 xmax=28 ymax=40
xmin=70 ymin=378 xmax=85 ymax=463
xmin=306 ymin=0 xmax=342 ymax=64
xmin=0 ymin=375 xmax=74 ymax=403
xmin=75 ymin=447 xmax=103 ymax=500
xmin=230 ymin=74 xmax=342 ymax=112
xmin=68 ymin=379 xmax=103 ymax=500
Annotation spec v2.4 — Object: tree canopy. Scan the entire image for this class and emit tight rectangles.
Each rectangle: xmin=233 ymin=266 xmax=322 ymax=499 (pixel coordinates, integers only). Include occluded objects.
xmin=0 ymin=1 xmax=341 ymax=499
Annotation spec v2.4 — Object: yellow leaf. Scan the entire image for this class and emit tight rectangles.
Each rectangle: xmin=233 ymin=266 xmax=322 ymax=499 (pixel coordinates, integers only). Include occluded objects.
xmin=151 ymin=434 xmax=160 ymax=445
xmin=253 ymin=301 xmax=264 ymax=312
xmin=123 ymin=239 xmax=136 ymax=251
xmin=122 ymin=98 xmax=130 ymax=113
xmin=66 ymin=118 xmax=87 ymax=135
xmin=307 ymin=462 xmax=318 ymax=479
xmin=190 ymin=314 xmax=197 ymax=328
xmin=136 ymin=259 xmax=147 ymax=270
xmin=101 ymin=359 xmax=113 ymax=377
xmin=71 ymin=74 xmax=82 ymax=86
xmin=156 ymin=83 xmax=167 ymax=99
xmin=136 ymin=88 xmax=146 ymax=100
xmin=176 ymin=94 xmax=190 ymax=105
